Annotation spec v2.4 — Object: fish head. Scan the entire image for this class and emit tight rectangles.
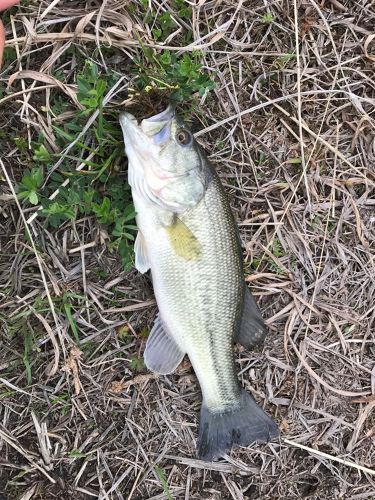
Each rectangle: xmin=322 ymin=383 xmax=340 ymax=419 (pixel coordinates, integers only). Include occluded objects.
xmin=119 ymin=104 xmax=206 ymax=211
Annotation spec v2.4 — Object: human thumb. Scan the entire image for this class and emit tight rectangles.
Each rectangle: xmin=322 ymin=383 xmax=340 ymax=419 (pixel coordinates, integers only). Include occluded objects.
xmin=0 ymin=20 xmax=5 ymax=68
xmin=0 ymin=0 xmax=20 ymax=9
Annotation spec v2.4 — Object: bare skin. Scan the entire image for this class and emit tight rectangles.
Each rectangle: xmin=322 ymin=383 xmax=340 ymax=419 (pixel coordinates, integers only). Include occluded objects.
xmin=0 ymin=0 xmax=20 ymax=67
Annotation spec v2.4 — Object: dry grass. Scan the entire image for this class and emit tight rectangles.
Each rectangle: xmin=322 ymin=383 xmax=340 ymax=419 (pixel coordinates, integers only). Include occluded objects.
xmin=1 ymin=0 xmax=375 ymax=499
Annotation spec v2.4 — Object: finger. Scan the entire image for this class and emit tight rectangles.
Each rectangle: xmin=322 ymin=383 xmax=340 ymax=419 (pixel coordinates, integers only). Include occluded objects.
xmin=0 ymin=0 xmax=20 ymax=11
xmin=0 ymin=0 xmax=19 ymax=67
xmin=0 ymin=20 xmax=5 ymax=68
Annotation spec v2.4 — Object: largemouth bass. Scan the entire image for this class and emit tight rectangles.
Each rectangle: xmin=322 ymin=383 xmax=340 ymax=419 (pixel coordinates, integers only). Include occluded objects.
xmin=119 ymin=105 xmax=278 ymax=460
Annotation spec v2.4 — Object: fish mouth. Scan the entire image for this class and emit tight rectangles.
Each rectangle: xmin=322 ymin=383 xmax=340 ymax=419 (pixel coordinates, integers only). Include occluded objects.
xmin=142 ymin=104 xmax=175 ymax=125
xmin=119 ymin=104 xmax=175 ymax=146
xmin=119 ymin=111 xmax=142 ymax=143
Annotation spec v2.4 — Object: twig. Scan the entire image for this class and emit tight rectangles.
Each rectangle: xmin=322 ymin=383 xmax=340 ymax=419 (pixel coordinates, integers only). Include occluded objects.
xmin=284 ymin=438 xmax=375 ymax=476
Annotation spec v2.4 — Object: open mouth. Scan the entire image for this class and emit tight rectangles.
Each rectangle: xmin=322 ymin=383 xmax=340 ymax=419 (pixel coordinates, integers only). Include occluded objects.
xmin=119 ymin=104 xmax=174 ymax=128
xmin=141 ymin=104 xmax=175 ymax=124
xmin=120 ymin=104 xmax=175 ymax=147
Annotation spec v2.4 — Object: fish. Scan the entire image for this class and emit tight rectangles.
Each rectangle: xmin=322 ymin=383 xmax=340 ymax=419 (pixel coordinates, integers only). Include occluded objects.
xmin=119 ymin=104 xmax=279 ymax=461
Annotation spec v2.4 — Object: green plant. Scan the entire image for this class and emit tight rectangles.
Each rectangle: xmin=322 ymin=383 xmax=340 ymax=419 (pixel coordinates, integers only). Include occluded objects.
xmin=250 ymin=256 xmax=262 ymax=270
xmin=269 ymin=238 xmax=285 ymax=275
xmin=51 ymin=393 xmax=72 ymax=416
xmin=33 ymin=144 xmax=51 ymax=163
xmin=139 ymin=327 xmax=149 ymax=339
xmin=274 ymin=52 xmax=296 ymax=69
xmin=140 ymin=1 xmax=192 ymax=41
xmin=261 ymin=12 xmax=275 ymax=24
xmin=130 ymin=356 xmax=146 ymax=373
xmin=68 ymin=450 xmax=87 ymax=458
xmin=272 ymin=237 xmax=284 ymax=258
xmin=15 ymin=46 xmax=211 ymax=273
xmin=154 ymin=465 xmax=173 ymax=500
xmin=62 ymin=293 xmax=82 ymax=345
xmin=14 ymin=136 xmax=28 ymax=152
xmin=16 ymin=60 xmax=136 ymax=270
xmin=23 ymin=328 xmax=33 ymax=385
xmin=1 ymin=46 xmax=17 ymax=66
xmin=77 ymin=62 xmax=107 ymax=114
xmin=40 ymin=199 xmax=76 ymax=227
xmin=117 ymin=325 xmax=130 ymax=341
xmin=16 ymin=166 xmax=44 ymax=205
xmin=133 ymin=49 xmax=215 ymax=101
xmin=173 ymin=0 xmax=192 ymax=19
xmin=152 ymin=12 xmax=175 ymax=40
xmin=256 ymin=152 xmax=267 ymax=166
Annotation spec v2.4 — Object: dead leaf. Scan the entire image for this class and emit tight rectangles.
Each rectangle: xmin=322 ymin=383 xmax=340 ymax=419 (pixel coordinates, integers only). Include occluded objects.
xmin=279 ymin=419 xmax=289 ymax=433
xmin=75 ymin=12 xmax=96 ymax=36
xmin=300 ymin=16 xmax=315 ymax=36
xmin=8 ymin=70 xmax=82 ymax=109
xmin=62 ymin=346 xmax=83 ymax=395
xmin=110 ymin=380 xmax=127 ymax=393
xmin=109 ymin=373 xmax=158 ymax=392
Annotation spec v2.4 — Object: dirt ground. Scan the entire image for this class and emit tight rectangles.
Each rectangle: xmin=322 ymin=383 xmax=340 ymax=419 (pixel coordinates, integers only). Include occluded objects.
xmin=0 ymin=1 xmax=374 ymax=499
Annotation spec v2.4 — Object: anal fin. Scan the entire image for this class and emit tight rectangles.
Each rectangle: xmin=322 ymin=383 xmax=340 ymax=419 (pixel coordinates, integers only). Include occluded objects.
xmin=236 ymin=286 xmax=267 ymax=348
xmin=144 ymin=314 xmax=185 ymax=374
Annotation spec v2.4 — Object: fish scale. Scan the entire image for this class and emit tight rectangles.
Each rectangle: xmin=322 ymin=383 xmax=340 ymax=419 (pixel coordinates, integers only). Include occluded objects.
xmin=148 ymin=170 xmax=243 ymax=408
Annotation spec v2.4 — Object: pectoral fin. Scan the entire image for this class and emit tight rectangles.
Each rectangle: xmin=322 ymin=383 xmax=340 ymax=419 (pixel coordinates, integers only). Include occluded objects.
xmin=144 ymin=314 xmax=185 ymax=374
xmin=134 ymin=231 xmax=150 ymax=273
xmin=165 ymin=216 xmax=201 ymax=261
xmin=236 ymin=286 xmax=267 ymax=348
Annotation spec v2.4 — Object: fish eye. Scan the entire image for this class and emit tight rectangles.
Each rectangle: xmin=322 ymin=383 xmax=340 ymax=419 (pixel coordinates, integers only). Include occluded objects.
xmin=176 ymin=128 xmax=192 ymax=146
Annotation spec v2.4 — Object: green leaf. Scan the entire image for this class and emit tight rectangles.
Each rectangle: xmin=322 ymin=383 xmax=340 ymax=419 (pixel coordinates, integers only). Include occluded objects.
xmin=261 ymin=12 xmax=275 ymax=23
xmin=28 ymin=191 xmax=38 ymax=205
xmin=130 ymin=356 xmax=145 ymax=373
xmin=153 ymin=28 xmax=162 ymax=40
xmin=17 ymin=190 xmax=31 ymax=201
xmin=112 ymin=218 xmax=124 ymax=237
xmin=92 ymin=196 xmax=114 ymax=224
xmin=77 ymin=77 xmax=91 ymax=97
xmin=16 ymin=167 xmax=44 ymax=206
xmin=40 ymin=201 xmax=75 ymax=227
xmin=179 ymin=6 xmax=192 ymax=18
xmin=33 ymin=144 xmax=51 ymax=163
xmin=33 ymin=166 xmax=44 ymax=186
xmin=96 ymin=79 xmax=107 ymax=98
xmin=123 ymin=205 xmax=136 ymax=222
xmin=118 ymin=237 xmax=133 ymax=271
xmin=23 ymin=330 xmax=33 ymax=385
xmin=160 ymin=51 xmax=171 ymax=65
xmin=178 ymin=56 xmax=193 ymax=76
xmin=63 ymin=300 xmax=80 ymax=345
xmin=82 ymin=188 xmax=96 ymax=212
xmin=154 ymin=465 xmax=173 ymax=500
xmin=14 ymin=136 xmax=28 ymax=152
xmin=68 ymin=450 xmax=87 ymax=458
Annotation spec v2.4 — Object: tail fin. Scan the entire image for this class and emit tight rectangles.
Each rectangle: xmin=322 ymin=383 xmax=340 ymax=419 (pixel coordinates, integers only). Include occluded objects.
xmin=198 ymin=389 xmax=279 ymax=461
